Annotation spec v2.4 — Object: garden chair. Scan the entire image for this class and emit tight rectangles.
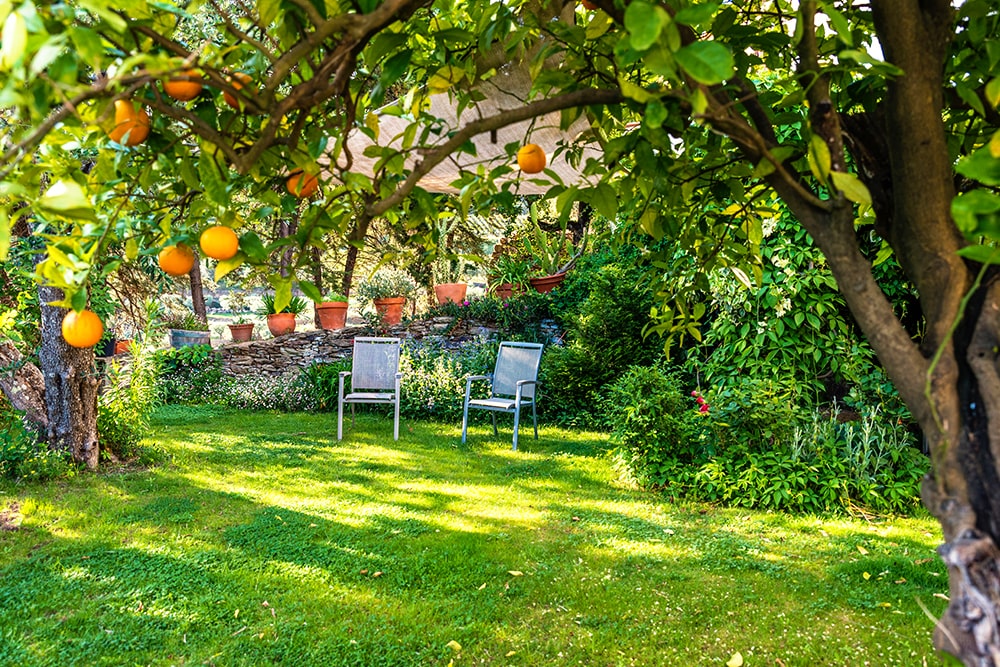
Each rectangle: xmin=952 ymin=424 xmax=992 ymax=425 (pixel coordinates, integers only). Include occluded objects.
xmin=461 ymin=341 xmax=544 ymax=450
xmin=338 ymin=337 xmax=403 ymax=441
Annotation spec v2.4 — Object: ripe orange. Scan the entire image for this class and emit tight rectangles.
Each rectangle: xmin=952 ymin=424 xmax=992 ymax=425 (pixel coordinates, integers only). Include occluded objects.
xmin=158 ymin=243 xmax=196 ymax=277
xmin=108 ymin=99 xmax=150 ymax=146
xmin=61 ymin=309 xmax=104 ymax=349
xmin=223 ymin=72 xmax=253 ymax=110
xmin=517 ymin=143 xmax=546 ymax=174
xmin=199 ymin=225 xmax=239 ymax=260
xmin=163 ymin=69 xmax=203 ymax=101
xmin=286 ymin=170 xmax=319 ymax=198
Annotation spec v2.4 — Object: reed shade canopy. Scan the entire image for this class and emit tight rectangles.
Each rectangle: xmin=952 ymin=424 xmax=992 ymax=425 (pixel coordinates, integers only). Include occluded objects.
xmin=326 ymin=47 xmax=603 ymax=195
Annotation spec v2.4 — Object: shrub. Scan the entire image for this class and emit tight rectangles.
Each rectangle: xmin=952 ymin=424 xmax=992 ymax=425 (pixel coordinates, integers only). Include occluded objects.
xmin=98 ymin=340 xmax=160 ymax=461
xmin=399 ymin=340 xmax=498 ymax=421
xmin=604 ymin=365 xmax=704 ymax=487
xmin=0 ymin=405 xmax=73 ymax=482
xmin=210 ymin=372 xmax=320 ymax=412
xmin=154 ymin=344 xmax=223 ymax=404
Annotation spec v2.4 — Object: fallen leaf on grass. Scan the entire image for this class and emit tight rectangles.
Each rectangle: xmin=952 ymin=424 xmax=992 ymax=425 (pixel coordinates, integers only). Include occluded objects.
xmin=857 ymin=545 xmax=868 ymax=555
xmin=360 ymin=569 xmax=369 ymax=575
xmin=508 ymin=570 xmax=523 ymax=577
xmin=726 ymin=651 xmax=743 ymax=667
xmin=446 ymin=640 xmax=462 ymax=652
xmin=863 ymin=572 xmax=871 ymax=580
xmin=372 ymin=571 xmax=383 ymax=578
xmin=478 ymin=582 xmax=487 ymax=590
xmin=506 ymin=651 xmax=516 ymax=657
xmin=572 ymin=516 xmax=580 ymax=521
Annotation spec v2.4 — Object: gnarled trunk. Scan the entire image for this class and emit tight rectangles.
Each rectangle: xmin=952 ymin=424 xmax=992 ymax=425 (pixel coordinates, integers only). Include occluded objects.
xmin=37 ymin=285 xmax=99 ymax=470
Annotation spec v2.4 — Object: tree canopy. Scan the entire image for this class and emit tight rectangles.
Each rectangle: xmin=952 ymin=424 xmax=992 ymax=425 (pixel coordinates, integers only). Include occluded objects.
xmin=3 ymin=0 xmax=1000 ymax=663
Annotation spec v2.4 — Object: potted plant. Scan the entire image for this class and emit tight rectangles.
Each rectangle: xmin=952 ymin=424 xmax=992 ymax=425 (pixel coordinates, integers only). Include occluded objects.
xmin=432 ymin=256 xmax=468 ymax=305
xmin=488 ymin=255 xmax=531 ymax=300
xmin=356 ymin=269 xmax=417 ymax=326
xmin=160 ymin=310 xmax=211 ymax=348
xmin=226 ymin=291 xmax=255 ymax=342
xmin=315 ymin=293 xmax=349 ymax=330
xmin=524 ymin=204 xmax=581 ymax=293
xmin=259 ymin=294 xmax=307 ymax=337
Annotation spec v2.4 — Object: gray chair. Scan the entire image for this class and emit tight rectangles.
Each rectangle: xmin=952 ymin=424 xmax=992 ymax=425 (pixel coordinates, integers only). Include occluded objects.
xmin=461 ymin=341 xmax=544 ymax=450
xmin=338 ymin=337 xmax=402 ymax=441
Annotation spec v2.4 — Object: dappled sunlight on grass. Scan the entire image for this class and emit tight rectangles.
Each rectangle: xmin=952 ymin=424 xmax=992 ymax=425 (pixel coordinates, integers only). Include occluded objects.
xmin=0 ymin=407 xmax=951 ymax=666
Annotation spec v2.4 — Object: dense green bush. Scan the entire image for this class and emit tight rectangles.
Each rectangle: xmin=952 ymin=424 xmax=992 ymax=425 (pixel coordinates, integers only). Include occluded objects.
xmin=0 ymin=405 xmax=73 ymax=482
xmin=426 ymin=292 xmax=553 ymax=341
xmin=603 ymin=365 xmax=704 ymax=487
xmin=605 ymin=364 xmax=926 ymax=515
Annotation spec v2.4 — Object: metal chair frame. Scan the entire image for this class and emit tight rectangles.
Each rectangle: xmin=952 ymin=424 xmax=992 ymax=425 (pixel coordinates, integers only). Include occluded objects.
xmin=337 ymin=337 xmax=402 ymax=441
xmin=461 ymin=341 xmax=544 ymax=450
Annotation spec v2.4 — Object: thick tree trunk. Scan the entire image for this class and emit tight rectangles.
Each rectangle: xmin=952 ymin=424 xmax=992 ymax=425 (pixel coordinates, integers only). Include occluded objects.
xmin=37 ymin=285 xmax=99 ymax=470
xmin=311 ymin=246 xmax=323 ymax=328
xmin=0 ymin=341 xmax=47 ymax=430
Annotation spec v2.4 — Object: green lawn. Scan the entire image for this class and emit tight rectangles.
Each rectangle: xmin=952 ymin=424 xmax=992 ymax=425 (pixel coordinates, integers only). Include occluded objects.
xmin=0 ymin=406 xmax=949 ymax=666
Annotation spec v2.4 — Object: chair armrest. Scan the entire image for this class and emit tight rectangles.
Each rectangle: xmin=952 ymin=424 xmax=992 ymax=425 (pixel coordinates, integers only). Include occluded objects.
xmin=464 ymin=374 xmax=491 ymax=401
xmin=515 ymin=379 xmax=537 ymax=401
xmin=464 ymin=374 xmax=490 ymax=382
xmin=515 ymin=380 xmax=537 ymax=387
xmin=339 ymin=371 xmax=352 ymax=378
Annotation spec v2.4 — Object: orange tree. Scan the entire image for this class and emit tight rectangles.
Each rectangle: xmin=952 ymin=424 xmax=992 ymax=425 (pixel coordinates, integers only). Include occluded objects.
xmin=1 ymin=1 xmax=1000 ymax=662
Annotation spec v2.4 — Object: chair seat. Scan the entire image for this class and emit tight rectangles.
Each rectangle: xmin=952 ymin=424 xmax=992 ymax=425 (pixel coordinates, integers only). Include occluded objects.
xmin=468 ymin=397 xmax=531 ymax=411
xmin=344 ymin=391 xmax=396 ymax=402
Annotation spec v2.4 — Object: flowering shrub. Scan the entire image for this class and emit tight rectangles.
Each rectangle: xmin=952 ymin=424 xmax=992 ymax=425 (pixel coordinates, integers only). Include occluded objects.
xmin=399 ymin=340 xmax=498 ymax=421
xmin=154 ymin=344 xmax=223 ymax=404
xmin=98 ymin=339 xmax=160 ymax=462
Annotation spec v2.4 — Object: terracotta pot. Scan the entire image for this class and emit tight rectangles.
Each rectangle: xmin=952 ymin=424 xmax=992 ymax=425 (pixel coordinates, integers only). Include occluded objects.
xmin=316 ymin=301 xmax=348 ymax=330
xmin=529 ymin=272 xmax=567 ymax=293
xmin=373 ymin=296 xmax=406 ymax=326
xmin=266 ymin=312 xmax=296 ymax=337
xmin=434 ymin=282 xmax=467 ymax=305
xmin=493 ymin=283 xmax=514 ymax=300
xmin=113 ymin=339 xmax=131 ymax=355
xmin=228 ymin=323 xmax=254 ymax=342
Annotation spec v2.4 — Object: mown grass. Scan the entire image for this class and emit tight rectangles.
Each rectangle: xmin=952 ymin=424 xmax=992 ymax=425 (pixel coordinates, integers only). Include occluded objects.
xmin=0 ymin=406 xmax=950 ymax=666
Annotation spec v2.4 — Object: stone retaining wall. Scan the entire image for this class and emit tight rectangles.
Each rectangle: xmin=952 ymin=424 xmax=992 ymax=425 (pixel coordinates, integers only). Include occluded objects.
xmin=218 ymin=316 xmax=504 ymax=377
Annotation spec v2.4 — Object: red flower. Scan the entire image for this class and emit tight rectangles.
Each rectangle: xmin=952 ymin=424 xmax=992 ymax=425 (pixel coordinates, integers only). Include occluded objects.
xmin=699 ymin=404 xmax=710 ymax=413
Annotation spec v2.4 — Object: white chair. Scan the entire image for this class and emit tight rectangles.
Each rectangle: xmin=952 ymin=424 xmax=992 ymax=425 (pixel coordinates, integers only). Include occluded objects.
xmin=461 ymin=341 xmax=544 ymax=450
xmin=338 ymin=337 xmax=402 ymax=441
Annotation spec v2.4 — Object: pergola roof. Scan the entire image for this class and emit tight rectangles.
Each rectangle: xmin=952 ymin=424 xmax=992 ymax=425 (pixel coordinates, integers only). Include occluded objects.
xmin=333 ymin=63 xmax=603 ymax=195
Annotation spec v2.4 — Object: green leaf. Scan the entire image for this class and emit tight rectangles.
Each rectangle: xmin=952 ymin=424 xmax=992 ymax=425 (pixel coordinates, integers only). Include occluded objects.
xmin=298 ymin=280 xmax=322 ymax=303
xmin=0 ymin=209 xmax=8 ymax=261
xmin=753 ymin=146 xmax=797 ymax=178
xmin=272 ymin=280 xmax=292 ymax=314
xmin=214 ymin=255 xmax=244 ymax=281
xmin=674 ymin=3 xmax=719 ymax=26
xmin=830 ymin=171 xmax=872 ymax=206
xmin=807 ymin=135 xmax=831 ymax=184
xmin=952 ymin=189 xmax=1000 ymax=236
xmin=730 ymin=266 xmax=753 ymax=289
xmin=956 ymin=245 xmax=1000 ymax=265
xmin=38 ymin=179 xmax=96 ymax=220
xmin=823 ymin=6 xmax=853 ymax=46
xmin=674 ymin=42 xmax=734 ymax=85
xmin=0 ymin=11 xmax=27 ymax=70
xmin=986 ymin=77 xmax=1000 ymax=109
xmin=957 ymin=146 xmax=1000 ymax=186
xmin=589 ymin=183 xmax=619 ymax=221
xmin=625 ymin=1 xmax=670 ymax=52
xmin=198 ymin=151 xmax=229 ymax=206
xmin=645 ymin=100 xmax=668 ymax=128
xmin=30 ymin=34 xmax=67 ymax=76
xmin=258 ymin=0 xmax=280 ymax=26
xmin=239 ymin=231 xmax=268 ymax=263
xmin=71 ymin=286 xmax=88 ymax=312
xmin=618 ymin=77 xmax=655 ymax=103
xmin=956 ymin=82 xmax=986 ymax=118
xmin=585 ymin=10 xmax=613 ymax=40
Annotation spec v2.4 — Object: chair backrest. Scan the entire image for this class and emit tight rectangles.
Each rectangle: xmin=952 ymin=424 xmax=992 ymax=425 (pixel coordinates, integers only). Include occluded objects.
xmin=351 ymin=337 xmax=401 ymax=390
xmin=491 ymin=341 xmax=544 ymax=398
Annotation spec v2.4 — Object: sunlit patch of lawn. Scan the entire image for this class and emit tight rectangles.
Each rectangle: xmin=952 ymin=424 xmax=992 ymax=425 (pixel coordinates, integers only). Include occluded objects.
xmin=0 ymin=406 xmax=949 ymax=666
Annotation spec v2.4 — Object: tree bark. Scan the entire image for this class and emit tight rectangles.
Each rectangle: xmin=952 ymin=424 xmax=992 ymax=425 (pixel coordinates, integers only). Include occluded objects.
xmin=0 ymin=341 xmax=47 ymax=430
xmin=190 ymin=259 xmax=207 ymax=325
xmin=37 ymin=285 xmax=99 ymax=470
